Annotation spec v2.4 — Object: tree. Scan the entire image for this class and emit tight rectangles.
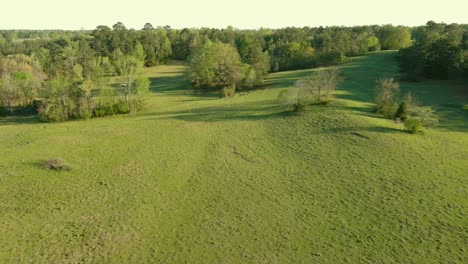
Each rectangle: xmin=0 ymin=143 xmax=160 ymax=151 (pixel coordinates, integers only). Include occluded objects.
xmin=236 ymin=34 xmax=271 ymax=88
xmin=0 ymin=54 xmax=45 ymax=112
xmin=114 ymin=43 xmax=150 ymax=110
xmin=378 ymin=26 xmax=412 ymax=50
xmin=295 ymin=68 xmax=341 ymax=103
xmin=367 ymin=36 xmax=381 ymax=51
xmin=189 ymin=42 xmax=246 ymax=95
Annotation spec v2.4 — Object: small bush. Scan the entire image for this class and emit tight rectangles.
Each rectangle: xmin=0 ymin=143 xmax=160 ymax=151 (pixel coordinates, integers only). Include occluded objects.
xmin=113 ymin=101 xmax=130 ymax=114
xmin=375 ymin=78 xmax=400 ymax=118
xmin=42 ymin=159 xmax=72 ymax=171
xmin=394 ymin=101 xmax=410 ymax=121
xmin=37 ymin=103 xmax=63 ymax=122
xmin=93 ymin=103 xmax=114 ymax=117
xmin=411 ymin=106 xmax=438 ymax=127
xmin=221 ymin=85 xmax=236 ymax=98
xmin=93 ymin=101 xmax=130 ymax=117
xmin=292 ymin=102 xmax=306 ymax=115
xmin=404 ymin=118 xmax=424 ymax=134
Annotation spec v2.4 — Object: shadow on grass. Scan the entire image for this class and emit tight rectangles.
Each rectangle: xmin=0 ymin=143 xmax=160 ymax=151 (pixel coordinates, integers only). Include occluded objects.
xmin=149 ymin=75 xmax=220 ymax=101
xmin=141 ymin=100 xmax=286 ymax=123
xmin=0 ymin=116 xmax=39 ymax=126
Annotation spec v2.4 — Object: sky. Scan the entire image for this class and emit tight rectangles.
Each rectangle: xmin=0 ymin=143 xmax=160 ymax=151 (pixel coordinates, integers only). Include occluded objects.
xmin=1 ymin=0 xmax=467 ymax=30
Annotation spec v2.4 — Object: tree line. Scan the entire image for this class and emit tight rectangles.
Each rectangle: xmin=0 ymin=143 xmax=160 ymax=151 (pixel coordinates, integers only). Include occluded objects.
xmin=1 ymin=21 xmax=463 ymax=120
xmin=398 ymin=21 xmax=468 ymax=81
xmin=0 ymin=39 xmax=149 ymax=121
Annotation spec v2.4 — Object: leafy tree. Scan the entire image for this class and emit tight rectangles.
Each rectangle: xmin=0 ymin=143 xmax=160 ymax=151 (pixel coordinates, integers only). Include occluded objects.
xmin=367 ymin=36 xmax=381 ymax=51
xmin=236 ymin=34 xmax=270 ymax=88
xmin=399 ymin=21 xmax=467 ymax=81
xmin=114 ymin=43 xmax=150 ymax=110
xmin=378 ymin=26 xmax=412 ymax=50
xmin=0 ymin=54 xmax=45 ymax=112
xmin=295 ymin=68 xmax=341 ymax=103
xmin=189 ymin=42 xmax=246 ymax=95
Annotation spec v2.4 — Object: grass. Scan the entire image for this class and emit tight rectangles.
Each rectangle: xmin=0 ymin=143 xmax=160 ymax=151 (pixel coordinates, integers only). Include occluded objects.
xmin=0 ymin=51 xmax=467 ymax=263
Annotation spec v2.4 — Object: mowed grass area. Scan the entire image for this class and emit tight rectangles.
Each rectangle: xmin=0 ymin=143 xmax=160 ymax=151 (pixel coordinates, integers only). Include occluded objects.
xmin=0 ymin=51 xmax=467 ymax=263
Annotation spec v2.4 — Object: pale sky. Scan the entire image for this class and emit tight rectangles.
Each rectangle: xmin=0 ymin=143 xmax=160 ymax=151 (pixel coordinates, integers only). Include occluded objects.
xmin=2 ymin=0 xmax=467 ymax=30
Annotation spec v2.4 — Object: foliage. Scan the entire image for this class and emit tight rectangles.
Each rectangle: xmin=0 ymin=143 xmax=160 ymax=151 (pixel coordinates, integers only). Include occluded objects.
xmin=189 ymin=42 xmax=246 ymax=92
xmin=378 ymin=26 xmax=412 ymax=50
xmin=399 ymin=22 xmax=467 ymax=81
xmin=375 ymin=78 xmax=400 ymax=118
xmin=394 ymin=92 xmax=418 ymax=121
xmin=404 ymin=118 xmax=424 ymax=134
xmin=278 ymin=87 xmax=309 ymax=115
xmin=295 ymin=68 xmax=341 ymax=104
xmin=0 ymin=54 xmax=46 ymax=113
xmin=367 ymin=36 xmax=381 ymax=51
xmin=221 ymin=84 xmax=236 ymax=98
xmin=411 ymin=106 xmax=439 ymax=127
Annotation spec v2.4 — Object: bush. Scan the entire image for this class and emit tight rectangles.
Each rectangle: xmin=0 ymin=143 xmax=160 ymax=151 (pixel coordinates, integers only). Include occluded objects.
xmin=394 ymin=101 xmax=410 ymax=121
xmin=375 ymin=78 xmax=400 ymax=118
xmin=278 ymin=88 xmax=309 ymax=115
xmin=93 ymin=101 xmax=130 ymax=117
xmin=404 ymin=118 xmax=424 ymax=134
xmin=292 ymin=102 xmax=306 ymax=115
xmin=403 ymin=106 xmax=438 ymax=134
xmin=42 ymin=159 xmax=72 ymax=171
xmin=221 ymin=85 xmax=236 ymax=98
xmin=113 ymin=101 xmax=130 ymax=114
xmin=37 ymin=103 xmax=63 ymax=122
xmin=411 ymin=106 xmax=438 ymax=127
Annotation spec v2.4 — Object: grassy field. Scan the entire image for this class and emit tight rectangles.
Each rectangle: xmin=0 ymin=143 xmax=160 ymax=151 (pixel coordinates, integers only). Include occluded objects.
xmin=0 ymin=51 xmax=467 ymax=263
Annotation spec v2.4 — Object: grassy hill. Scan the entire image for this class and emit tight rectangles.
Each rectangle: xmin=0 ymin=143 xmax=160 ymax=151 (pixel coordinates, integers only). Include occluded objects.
xmin=0 ymin=51 xmax=467 ymax=263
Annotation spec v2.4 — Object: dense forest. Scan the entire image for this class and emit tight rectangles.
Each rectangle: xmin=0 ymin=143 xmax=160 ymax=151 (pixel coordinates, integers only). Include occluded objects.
xmin=0 ymin=21 xmax=466 ymax=121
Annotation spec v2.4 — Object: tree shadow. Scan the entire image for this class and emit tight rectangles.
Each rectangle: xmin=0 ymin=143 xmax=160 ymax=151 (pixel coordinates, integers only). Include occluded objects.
xmin=0 ymin=116 xmax=40 ymax=126
xmin=323 ymin=125 xmax=404 ymax=136
xmin=141 ymin=100 xmax=286 ymax=123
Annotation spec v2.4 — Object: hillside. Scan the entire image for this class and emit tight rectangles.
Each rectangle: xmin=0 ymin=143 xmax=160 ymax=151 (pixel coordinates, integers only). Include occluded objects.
xmin=0 ymin=51 xmax=467 ymax=263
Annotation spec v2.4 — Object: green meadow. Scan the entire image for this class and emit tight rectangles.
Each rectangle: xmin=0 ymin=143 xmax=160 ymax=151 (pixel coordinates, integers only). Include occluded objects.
xmin=1 ymin=51 xmax=467 ymax=263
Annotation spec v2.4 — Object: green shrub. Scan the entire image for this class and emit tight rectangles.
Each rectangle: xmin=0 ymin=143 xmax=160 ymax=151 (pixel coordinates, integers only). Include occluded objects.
xmin=113 ymin=101 xmax=130 ymax=114
xmin=221 ymin=85 xmax=236 ymax=98
xmin=404 ymin=118 xmax=424 ymax=134
xmin=93 ymin=104 xmax=114 ymax=117
xmin=411 ymin=106 xmax=438 ymax=127
xmin=37 ymin=103 xmax=63 ymax=122
xmin=292 ymin=103 xmax=306 ymax=115
xmin=375 ymin=78 xmax=400 ymax=119
xmin=394 ymin=101 xmax=410 ymax=121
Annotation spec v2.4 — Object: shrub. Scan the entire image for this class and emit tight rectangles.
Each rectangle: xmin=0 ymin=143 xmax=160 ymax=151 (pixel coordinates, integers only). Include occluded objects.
xmin=221 ymin=85 xmax=236 ymax=98
xmin=403 ymin=106 xmax=438 ymax=134
xmin=42 ymin=159 xmax=72 ymax=171
xmin=375 ymin=78 xmax=400 ymax=118
xmin=113 ymin=101 xmax=130 ymax=114
xmin=37 ymin=103 xmax=63 ymax=122
xmin=394 ymin=101 xmax=410 ymax=121
xmin=411 ymin=106 xmax=438 ymax=127
xmin=278 ymin=88 xmax=309 ymax=115
xmin=404 ymin=118 xmax=424 ymax=134
xmin=292 ymin=102 xmax=306 ymax=115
